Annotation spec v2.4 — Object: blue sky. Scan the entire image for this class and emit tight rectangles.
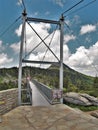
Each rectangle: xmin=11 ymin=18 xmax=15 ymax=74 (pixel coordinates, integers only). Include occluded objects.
xmin=0 ymin=0 xmax=98 ymax=76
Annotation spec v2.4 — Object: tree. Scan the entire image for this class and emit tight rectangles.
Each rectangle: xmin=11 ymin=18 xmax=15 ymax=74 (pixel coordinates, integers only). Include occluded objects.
xmin=63 ymin=76 xmax=69 ymax=92
xmin=93 ymin=76 xmax=98 ymax=88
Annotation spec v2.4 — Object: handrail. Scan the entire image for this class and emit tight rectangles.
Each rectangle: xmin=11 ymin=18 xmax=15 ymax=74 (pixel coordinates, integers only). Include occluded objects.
xmin=26 ymin=81 xmax=32 ymax=105
xmin=32 ymin=79 xmax=53 ymax=104
xmin=32 ymin=79 xmax=63 ymax=104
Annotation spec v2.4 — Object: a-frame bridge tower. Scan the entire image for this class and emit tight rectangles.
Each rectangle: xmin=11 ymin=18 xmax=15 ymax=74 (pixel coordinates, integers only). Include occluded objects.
xmin=18 ymin=9 xmax=64 ymax=105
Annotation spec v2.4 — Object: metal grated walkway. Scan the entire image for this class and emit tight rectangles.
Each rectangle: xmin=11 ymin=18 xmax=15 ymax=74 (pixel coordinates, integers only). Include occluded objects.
xmin=29 ymin=82 xmax=50 ymax=106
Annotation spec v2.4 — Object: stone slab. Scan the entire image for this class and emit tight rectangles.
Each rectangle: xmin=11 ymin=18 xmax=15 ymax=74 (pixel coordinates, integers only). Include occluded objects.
xmin=0 ymin=104 xmax=98 ymax=130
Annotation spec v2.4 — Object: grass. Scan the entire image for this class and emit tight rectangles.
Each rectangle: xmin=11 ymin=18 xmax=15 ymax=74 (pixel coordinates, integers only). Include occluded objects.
xmin=65 ymin=102 xmax=98 ymax=112
xmin=79 ymin=88 xmax=98 ymax=98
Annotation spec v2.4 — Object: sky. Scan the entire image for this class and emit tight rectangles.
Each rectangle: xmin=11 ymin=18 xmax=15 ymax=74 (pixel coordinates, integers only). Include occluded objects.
xmin=0 ymin=0 xmax=98 ymax=77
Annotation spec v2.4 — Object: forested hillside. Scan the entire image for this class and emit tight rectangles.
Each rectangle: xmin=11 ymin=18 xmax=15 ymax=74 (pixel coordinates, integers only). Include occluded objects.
xmin=0 ymin=65 xmax=98 ymax=96
xmin=0 ymin=67 xmax=18 ymax=90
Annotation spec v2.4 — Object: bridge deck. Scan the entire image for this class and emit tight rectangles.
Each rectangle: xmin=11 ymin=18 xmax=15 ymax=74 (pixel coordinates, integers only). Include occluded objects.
xmin=30 ymin=82 xmax=50 ymax=106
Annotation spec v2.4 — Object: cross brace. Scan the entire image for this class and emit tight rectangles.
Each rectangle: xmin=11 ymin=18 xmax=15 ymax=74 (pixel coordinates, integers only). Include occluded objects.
xmin=27 ymin=17 xmax=60 ymax=24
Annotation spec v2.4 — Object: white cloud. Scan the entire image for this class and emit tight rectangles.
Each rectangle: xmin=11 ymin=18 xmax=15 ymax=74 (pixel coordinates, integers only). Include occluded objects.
xmin=17 ymin=0 xmax=22 ymax=6
xmin=66 ymin=46 xmax=92 ymax=67
xmin=10 ymin=42 xmax=20 ymax=53
xmin=0 ymin=41 xmax=2 ymax=50
xmin=0 ymin=53 xmax=13 ymax=67
xmin=0 ymin=40 xmax=5 ymax=52
xmin=63 ymin=44 xmax=70 ymax=61
xmin=65 ymin=41 xmax=98 ymax=76
xmin=12 ymin=22 xmax=72 ymax=68
xmin=52 ymin=0 xmax=66 ymax=7
xmin=11 ymin=21 xmax=98 ymax=76
xmin=0 ymin=40 xmax=2 ymax=47
xmin=80 ymin=24 xmax=96 ymax=35
xmin=26 ymin=29 xmax=61 ymax=64
xmin=64 ymin=34 xmax=76 ymax=44
xmin=15 ymin=24 xmax=22 ymax=37
xmin=12 ymin=22 xmax=51 ymax=54
xmin=15 ymin=22 xmax=51 ymax=38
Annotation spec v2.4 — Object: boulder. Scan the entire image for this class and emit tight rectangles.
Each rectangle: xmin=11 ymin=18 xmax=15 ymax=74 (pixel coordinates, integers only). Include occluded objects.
xmin=90 ymin=111 xmax=98 ymax=118
xmin=63 ymin=92 xmax=98 ymax=106
xmin=80 ymin=93 xmax=98 ymax=106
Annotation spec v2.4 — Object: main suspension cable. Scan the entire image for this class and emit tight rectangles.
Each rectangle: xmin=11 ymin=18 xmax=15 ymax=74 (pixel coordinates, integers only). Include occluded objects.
xmin=18 ymin=0 xmax=24 ymax=10
xmin=0 ymin=16 xmax=21 ymax=38
xmin=62 ymin=0 xmax=84 ymax=15
xmin=21 ymin=0 xmax=26 ymax=10
xmin=64 ymin=0 xmax=96 ymax=18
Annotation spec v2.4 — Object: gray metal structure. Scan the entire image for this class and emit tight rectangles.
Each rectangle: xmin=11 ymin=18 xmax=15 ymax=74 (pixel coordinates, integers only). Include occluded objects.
xmin=59 ymin=15 xmax=64 ymax=103
xmin=18 ymin=10 xmax=64 ymax=105
xmin=18 ymin=10 xmax=27 ymax=105
xmin=17 ymin=0 xmax=96 ymax=105
xmin=32 ymin=79 xmax=63 ymax=105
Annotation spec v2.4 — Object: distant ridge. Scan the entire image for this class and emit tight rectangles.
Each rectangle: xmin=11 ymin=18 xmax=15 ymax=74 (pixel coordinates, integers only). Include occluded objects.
xmin=0 ymin=65 xmax=94 ymax=92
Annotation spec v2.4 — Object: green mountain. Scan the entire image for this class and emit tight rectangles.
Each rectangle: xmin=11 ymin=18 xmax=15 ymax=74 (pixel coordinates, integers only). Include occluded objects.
xmin=0 ymin=67 xmax=18 ymax=90
xmin=46 ymin=64 xmax=94 ymax=92
xmin=0 ymin=65 xmax=95 ymax=95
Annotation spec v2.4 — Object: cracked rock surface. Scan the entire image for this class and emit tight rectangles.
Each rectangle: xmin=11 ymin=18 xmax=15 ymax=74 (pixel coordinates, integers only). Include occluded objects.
xmin=0 ymin=104 xmax=98 ymax=130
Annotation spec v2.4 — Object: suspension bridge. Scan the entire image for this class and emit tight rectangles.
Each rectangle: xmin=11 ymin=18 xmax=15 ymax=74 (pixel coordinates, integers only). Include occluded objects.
xmin=18 ymin=8 xmax=64 ymax=105
xmin=0 ymin=0 xmax=97 ymax=107
xmin=17 ymin=0 xmax=97 ymax=106
xmin=0 ymin=1 xmax=98 ymax=130
xmin=0 ymin=0 xmax=97 ymax=105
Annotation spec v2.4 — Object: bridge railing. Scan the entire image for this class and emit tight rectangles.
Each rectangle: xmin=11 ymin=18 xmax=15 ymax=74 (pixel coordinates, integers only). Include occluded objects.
xmin=21 ymin=78 xmax=32 ymax=105
xmin=32 ymin=79 xmax=63 ymax=104
xmin=27 ymin=81 xmax=32 ymax=104
xmin=32 ymin=79 xmax=53 ymax=104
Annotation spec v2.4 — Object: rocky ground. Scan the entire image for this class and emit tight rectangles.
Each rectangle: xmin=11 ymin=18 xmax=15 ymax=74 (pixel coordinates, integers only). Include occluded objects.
xmin=63 ymin=92 xmax=98 ymax=106
xmin=0 ymin=104 xmax=98 ymax=130
xmin=87 ymin=110 xmax=98 ymax=118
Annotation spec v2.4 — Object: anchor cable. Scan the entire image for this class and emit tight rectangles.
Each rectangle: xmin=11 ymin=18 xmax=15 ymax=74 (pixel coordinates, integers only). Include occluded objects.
xmin=64 ymin=0 xmax=96 ymax=18
xmin=62 ymin=0 xmax=84 ymax=15
xmin=0 ymin=16 xmax=21 ymax=38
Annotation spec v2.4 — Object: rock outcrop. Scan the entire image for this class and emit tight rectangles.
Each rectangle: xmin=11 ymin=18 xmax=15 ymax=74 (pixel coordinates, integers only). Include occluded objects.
xmin=1 ymin=104 xmax=98 ymax=130
xmin=63 ymin=92 xmax=98 ymax=106
xmin=88 ymin=110 xmax=98 ymax=118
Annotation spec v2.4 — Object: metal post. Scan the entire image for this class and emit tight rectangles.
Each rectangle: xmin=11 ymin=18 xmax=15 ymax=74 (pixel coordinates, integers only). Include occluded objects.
xmin=59 ymin=15 xmax=64 ymax=104
xmin=18 ymin=10 xmax=27 ymax=105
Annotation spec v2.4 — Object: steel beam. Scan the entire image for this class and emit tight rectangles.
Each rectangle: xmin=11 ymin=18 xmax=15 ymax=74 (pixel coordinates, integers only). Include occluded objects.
xmin=22 ymin=59 xmax=59 ymax=66
xmin=27 ymin=17 xmax=59 ymax=24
